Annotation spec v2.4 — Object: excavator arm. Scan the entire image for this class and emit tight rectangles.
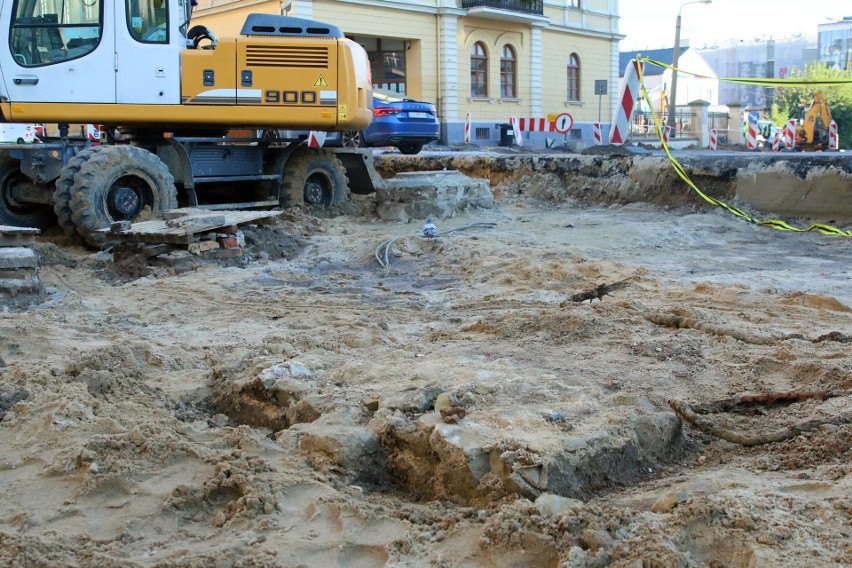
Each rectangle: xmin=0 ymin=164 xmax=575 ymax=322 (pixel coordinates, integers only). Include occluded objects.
xmin=796 ymin=91 xmax=832 ymax=149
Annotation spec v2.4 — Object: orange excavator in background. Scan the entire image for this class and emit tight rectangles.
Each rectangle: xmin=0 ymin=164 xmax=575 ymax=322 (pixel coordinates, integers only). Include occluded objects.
xmin=794 ymin=91 xmax=832 ymax=151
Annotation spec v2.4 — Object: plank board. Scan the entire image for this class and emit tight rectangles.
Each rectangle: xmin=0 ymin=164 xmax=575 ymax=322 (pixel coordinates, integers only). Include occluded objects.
xmin=103 ymin=209 xmax=281 ymax=245
xmin=0 ymin=225 xmax=41 ymax=235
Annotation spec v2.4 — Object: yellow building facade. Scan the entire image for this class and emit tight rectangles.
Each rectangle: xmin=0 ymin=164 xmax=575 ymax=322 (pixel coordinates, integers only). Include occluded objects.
xmin=192 ymin=0 xmax=621 ymax=147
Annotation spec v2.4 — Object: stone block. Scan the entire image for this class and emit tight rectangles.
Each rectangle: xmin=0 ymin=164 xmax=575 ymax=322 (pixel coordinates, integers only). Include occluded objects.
xmin=0 ymin=247 xmax=38 ymax=269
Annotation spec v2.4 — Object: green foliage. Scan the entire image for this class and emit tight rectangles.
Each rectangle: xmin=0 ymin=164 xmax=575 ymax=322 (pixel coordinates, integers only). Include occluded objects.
xmin=767 ymin=103 xmax=788 ymax=128
xmin=773 ymin=61 xmax=852 ymax=149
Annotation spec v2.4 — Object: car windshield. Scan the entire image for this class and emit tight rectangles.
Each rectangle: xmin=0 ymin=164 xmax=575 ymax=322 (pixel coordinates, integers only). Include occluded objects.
xmin=374 ymin=90 xmax=415 ymax=103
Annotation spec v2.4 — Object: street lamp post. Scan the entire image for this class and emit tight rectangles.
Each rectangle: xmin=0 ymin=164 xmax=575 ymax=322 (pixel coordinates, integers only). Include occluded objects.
xmin=668 ymin=0 xmax=712 ymax=139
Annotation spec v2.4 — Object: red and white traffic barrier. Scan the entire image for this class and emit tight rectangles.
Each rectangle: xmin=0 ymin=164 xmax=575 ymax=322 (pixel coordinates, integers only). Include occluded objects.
xmin=746 ymin=122 xmax=758 ymax=149
xmin=515 ymin=118 xmax=554 ymax=132
xmin=662 ymin=125 xmax=672 ymax=145
xmin=510 ymin=117 xmax=523 ymax=146
xmin=593 ymin=122 xmax=602 ymax=145
xmin=709 ymin=128 xmax=717 ymax=150
xmin=786 ymin=119 xmax=796 ymax=149
xmin=772 ymin=131 xmax=781 ymax=152
xmin=609 ymin=58 xmax=643 ymax=145
xmin=307 ymin=131 xmax=326 ymax=148
xmin=829 ymin=120 xmax=838 ymax=150
xmin=464 ymin=112 xmax=472 ymax=144
xmin=86 ymin=124 xmax=102 ymax=143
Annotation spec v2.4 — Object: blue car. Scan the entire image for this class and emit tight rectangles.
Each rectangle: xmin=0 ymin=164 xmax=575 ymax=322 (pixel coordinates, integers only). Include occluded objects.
xmin=338 ymin=90 xmax=440 ymax=154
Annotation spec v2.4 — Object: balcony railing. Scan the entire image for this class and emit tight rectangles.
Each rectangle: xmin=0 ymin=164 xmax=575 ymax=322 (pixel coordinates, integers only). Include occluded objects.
xmin=461 ymin=0 xmax=544 ymax=16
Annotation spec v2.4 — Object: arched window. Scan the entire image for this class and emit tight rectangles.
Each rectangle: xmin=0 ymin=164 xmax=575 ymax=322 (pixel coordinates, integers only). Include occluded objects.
xmin=500 ymin=45 xmax=517 ymax=98
xmin=471 ymin=42 xmax=488 ymax=97
xmin=567 ymin=53 xmax=581 ymax=101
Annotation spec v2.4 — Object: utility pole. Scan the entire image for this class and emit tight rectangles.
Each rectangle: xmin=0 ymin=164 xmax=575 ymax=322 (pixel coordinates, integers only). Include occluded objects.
xmin=668 ymin=0 xmax=712 ymax=139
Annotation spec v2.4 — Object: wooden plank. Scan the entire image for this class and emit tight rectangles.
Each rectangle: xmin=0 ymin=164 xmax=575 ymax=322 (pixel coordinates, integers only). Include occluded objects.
xmin=0 ymin=225 xmax=41 ymax=235
xmin=102 ymin=209 xmax=281 ymax=244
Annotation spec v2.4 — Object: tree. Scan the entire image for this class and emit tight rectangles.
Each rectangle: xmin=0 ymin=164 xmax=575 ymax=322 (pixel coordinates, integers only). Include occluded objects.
xmin=772 ymin=61 xmax=852 ymax=149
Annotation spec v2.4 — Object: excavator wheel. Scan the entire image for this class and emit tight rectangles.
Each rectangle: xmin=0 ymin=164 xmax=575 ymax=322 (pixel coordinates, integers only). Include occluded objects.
xmin=68 ymin=146 xmax=177 ymax=248
xmin=279 ymin=148 xmax=349 ymax=208
xmin=53 ymin=148 xmax=98 ymax=241
xmin=0 ymin=158 xmax=56 ymax=229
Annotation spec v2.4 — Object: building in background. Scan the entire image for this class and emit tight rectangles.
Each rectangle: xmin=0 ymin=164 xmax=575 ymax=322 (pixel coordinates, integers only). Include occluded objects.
xmin=698 ymin=36 xmax=817 ymax=113
xmin=191 ymin=0 xmax=621 ymax=148
xmin=617 ymin=46 xmax=719 ymax=140
xmin=818 ymin=16 xmax=852 ymax=71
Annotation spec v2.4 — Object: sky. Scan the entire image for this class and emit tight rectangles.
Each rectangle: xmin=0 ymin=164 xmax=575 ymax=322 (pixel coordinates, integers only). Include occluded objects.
xmin=619 ymin=0 xmax=850 ymax=51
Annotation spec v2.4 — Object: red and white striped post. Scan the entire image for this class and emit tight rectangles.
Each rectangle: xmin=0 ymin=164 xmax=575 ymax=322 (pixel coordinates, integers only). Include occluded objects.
xmin=829 ymin=120 xmax=838 ymax=150
xmin=772 ymin=130 xmax=781 ymax=152
xmin=510 ymin=117 xmax=523 ymax=146
xmin=662 ymin=125 xmax=672 ymax=145
xmin=609 ymin=58 xmax=643 ymax=145
xmin=786 ymin=119 xmax=796 ymax=149
xmin=307 ymin=131 xmax=326 ymax=148
xmin=709 ymin=128 xmax=718 ymax=150
xmin=464 ymin=112 xmax=471 ymax=144
xmin=746 ymin=122 xmax=758 ymax=149
xmin=593 ymin=122 xmax=602 ymax=145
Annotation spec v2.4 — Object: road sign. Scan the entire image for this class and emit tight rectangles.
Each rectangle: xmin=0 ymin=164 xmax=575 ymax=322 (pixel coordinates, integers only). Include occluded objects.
xmin=553 ymin=113 xmax=573 ymax=134
xmin=594 ymin=80 xmax=607 ymax=96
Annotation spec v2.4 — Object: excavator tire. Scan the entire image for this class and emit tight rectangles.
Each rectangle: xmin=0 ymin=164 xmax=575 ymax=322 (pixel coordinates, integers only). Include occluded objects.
xmin=53 ymin=148 xmax=98 ymax=241
xmin=0 ymin=158 xmax=56 ymax=229
xmin=68 ymin=146 xmax=177 ymax=248
xmin=279 ymin=148 xmax=349 ymax=208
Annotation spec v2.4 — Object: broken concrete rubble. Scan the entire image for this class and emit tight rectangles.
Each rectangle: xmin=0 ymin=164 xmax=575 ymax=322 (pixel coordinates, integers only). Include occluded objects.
xmin=376 ymin=170 xmax=494 ymax=223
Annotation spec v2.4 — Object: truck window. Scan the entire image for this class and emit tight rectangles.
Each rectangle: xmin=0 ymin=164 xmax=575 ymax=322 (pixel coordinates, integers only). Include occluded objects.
xmin=127 ymin=0 xmax=169 ymax=44
xmin=9 ymin=0 xmax=102 ymax=67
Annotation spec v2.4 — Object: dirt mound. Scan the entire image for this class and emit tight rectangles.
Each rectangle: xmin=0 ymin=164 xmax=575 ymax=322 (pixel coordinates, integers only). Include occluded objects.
xmin=1 ymin=202 xmax=850 ymax=566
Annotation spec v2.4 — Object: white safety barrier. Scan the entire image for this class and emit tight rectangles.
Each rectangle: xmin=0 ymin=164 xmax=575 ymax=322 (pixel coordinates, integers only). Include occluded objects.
xmin=609 ymin=58 xmax=643 ymax=145
xmin=308 ymin=131 xmax=327 ymax=148
xmin=709 ymin=128 xmax=717 ymax=150
xmin=510 ymin=117 xmax=524 ymax=146
xmin=464 ymin=112 xmax=471 ymax=144
xmin=662 ymin=125 xmax=672 ymax=145
xmin=772 ymin=131 xmax=781 ymax=152
xmin=593 ymin=122 xmax=602 ymax=145
xmin=829 ymin=120 xmax=838 ymax=150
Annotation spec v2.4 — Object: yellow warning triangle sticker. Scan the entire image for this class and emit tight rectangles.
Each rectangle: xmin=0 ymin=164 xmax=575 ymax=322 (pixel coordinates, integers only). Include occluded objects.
xmin=314 ymin=74 xmax=329 ymax=87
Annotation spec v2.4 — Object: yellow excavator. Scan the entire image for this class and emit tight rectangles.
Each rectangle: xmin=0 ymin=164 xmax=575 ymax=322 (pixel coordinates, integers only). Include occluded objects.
xmin=0 ymin=0 xmax=378 ymax=247
xmin=794 ymin=91 xmax=832 ymax=151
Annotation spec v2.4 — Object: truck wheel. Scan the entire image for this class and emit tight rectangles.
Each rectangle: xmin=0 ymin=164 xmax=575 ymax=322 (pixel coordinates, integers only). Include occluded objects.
xmin=69 ymin=146 xmax=177 ymax=248
xmin=341 ymin=130 xmax=366 ymax=148
xmin=53 ymin=148 xmax=98 ymax=241
xmin=280 ymin=148 xmax=349 ymax=208
xmin=0 ymin=159 xmax=56 ymax=229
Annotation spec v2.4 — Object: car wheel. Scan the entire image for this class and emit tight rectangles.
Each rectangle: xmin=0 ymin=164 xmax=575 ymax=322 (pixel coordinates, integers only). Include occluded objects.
xmin=398 ymin=143 xmax=423 ymax=155
xmin=341 ymin=130 xmax=365 ymax=148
